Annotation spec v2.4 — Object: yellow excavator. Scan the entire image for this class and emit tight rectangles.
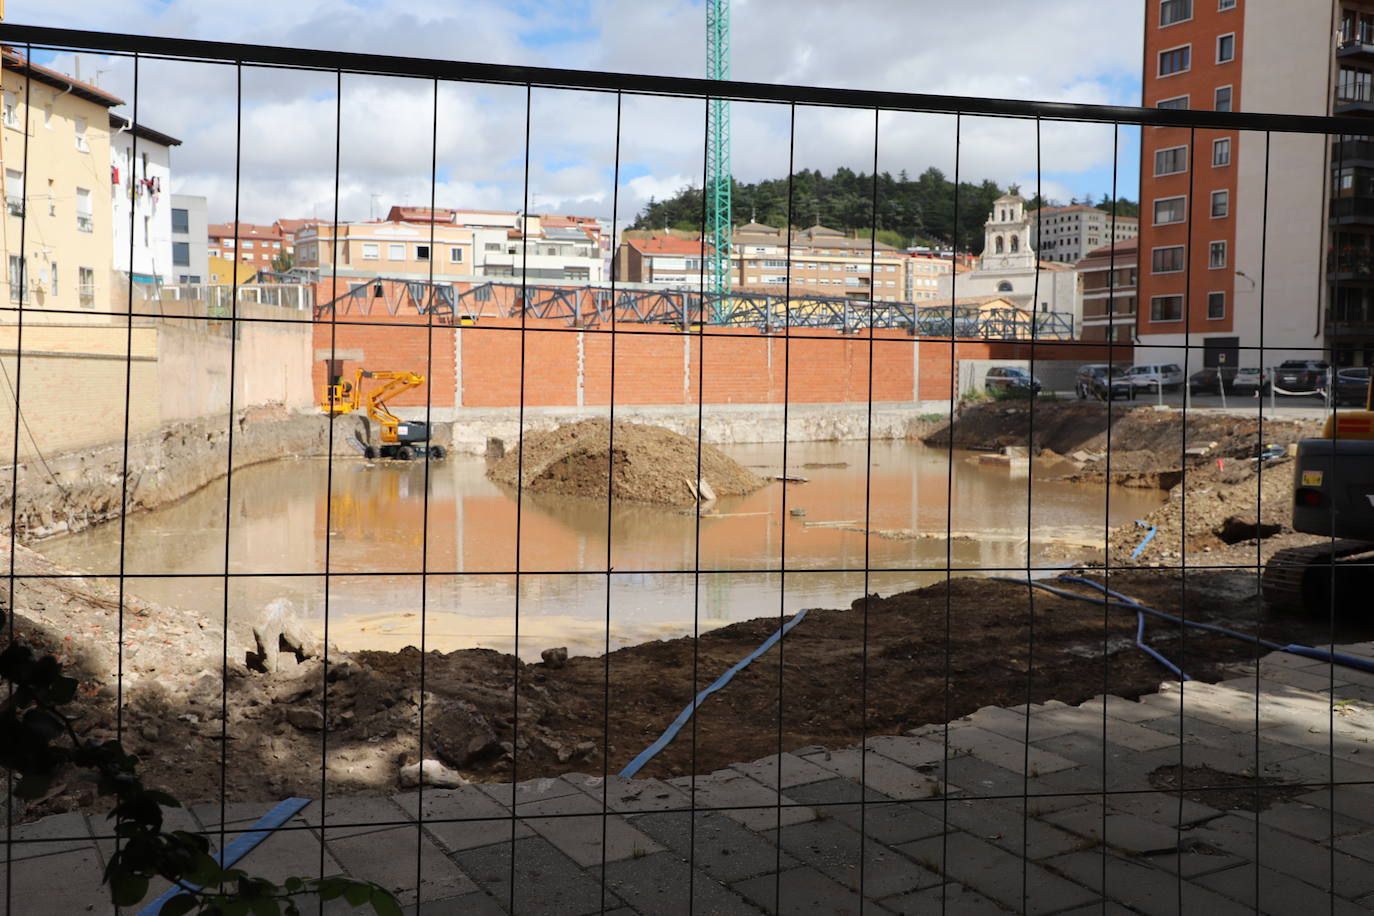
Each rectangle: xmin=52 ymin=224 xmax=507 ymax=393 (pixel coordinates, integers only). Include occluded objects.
xmin=322 ymin=368 xmax=446 ymax=461
xmin=1263 ymin=371 xmax=1374 ymax=611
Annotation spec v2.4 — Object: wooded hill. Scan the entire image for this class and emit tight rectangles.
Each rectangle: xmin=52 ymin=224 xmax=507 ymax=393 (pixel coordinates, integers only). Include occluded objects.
xmin=630 ymin=167 xmax=1137 ymax=254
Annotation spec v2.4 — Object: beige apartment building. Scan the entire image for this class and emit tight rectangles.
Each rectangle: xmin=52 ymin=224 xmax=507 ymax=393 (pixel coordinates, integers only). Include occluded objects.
xmin=2 ymin=49 xmax=120 ymax=319
xmin=731 ymin=223 xmax=906 ymax=301
xmin=294 ymin=219 xmax=475 ymax=280
xmin=905 ymin=254 xmax=957 ymax=301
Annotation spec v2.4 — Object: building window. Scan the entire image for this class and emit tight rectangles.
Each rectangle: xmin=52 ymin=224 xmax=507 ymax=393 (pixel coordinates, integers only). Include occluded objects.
xmin=75 ymin=187 xmax=93 ymax=232
xmin=1213 ymin=137 xmax=1232 ymax=166
xmin=1159 ymin=45 xmax=1191 ymax=76
xmin=361 ymin=242 xmax=379 ymax=260
xmin=4 ymin=168 xmax=22 ymax=216
xmin=74 ymin=117 xmax=89 ymax=152
xmin=1219 ymin=0 xmax=1235 ymax=9
xmin=1157 ymin=95 xmax=1189 ymax=110
xmin=1210 ymin=189 xmax=1229 ymax=218
xmin=78 ymin=267 xmax=95 ymax=308
xmin=1207 ymin=291 xmax=1226 ymax=319
xmin=171 ymin=208 xmax=189 ymax=234
xmin=7 ymin=255 xmax=23 ymax=304
xmin=997 ymin=280 xmax=1014 ymax=292
xmin=172 ymin=241 xmax=190 ymax=266
xmin=449 ymin=246 xmax=463 ymax=263
xmin=1215 ymin=85 xmax=1233 ymax=112
xmin=1150 ymin=294 xmax=1184 ymax=321
xmin=1217 ymin=33 xmax=1235 ymax=63
xmin=1209 ymin=240 xmax=1227 ymax=268
xmin=1 ymin=91 xmax=17 ymax=129
xmin=416 ymin=245 xmax=431 ymax=261
xmin=1338 ymin=66 xmax=1373 ymax=104
xmin=49 ymin=263 xmax=58 ymax=297
xmin=1153 ymin=196 xmax=1187 ymax=225
xmin=1160 ymin=0 xmax=1191 ymax=26
xmin=1152 ymin=246 xmax=1186 ymax=273
xmin=1154 ymin=146 xmax=1188 ymax=176
xmin=388 ymin=243 xmax=405 ymax=260
xmin=42 ymin=103 xmax=52 ymax=128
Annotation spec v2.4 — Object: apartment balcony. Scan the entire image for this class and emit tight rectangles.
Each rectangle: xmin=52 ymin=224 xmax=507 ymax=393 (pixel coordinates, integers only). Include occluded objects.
xmin=1330 ymin=196 xmax=1374 ymax=224
xmin=1338 ymin=38 xmax=1374 ymax=62
xmin=1335 ymin=92 xmax=1374 ymax=115
xmin=1328 ymin=249 xmax=1374 ymax=281
xmin=1333 ymin=138 xmax=1374 ymax=166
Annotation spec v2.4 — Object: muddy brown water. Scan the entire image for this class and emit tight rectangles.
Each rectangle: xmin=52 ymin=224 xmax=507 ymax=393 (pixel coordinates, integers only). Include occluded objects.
xmin=36 ymin=441 xmax=1164 ymax=659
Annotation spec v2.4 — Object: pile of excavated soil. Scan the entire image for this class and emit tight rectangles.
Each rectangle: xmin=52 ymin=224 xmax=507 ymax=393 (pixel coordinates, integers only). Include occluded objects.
xmin=486 ymin=419 xmax=766 ymax=507
xmin=925 ymin=401 xmax=1316 ymax=474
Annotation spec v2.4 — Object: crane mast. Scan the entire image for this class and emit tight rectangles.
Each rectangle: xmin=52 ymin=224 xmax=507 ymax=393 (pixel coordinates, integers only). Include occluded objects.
xmin=705 ymin=0 xmax=732 ymax=322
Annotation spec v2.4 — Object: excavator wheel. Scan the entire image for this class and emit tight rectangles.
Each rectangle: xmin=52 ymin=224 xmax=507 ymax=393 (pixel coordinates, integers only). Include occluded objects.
xmin=431 ymin=446 xmax=446 ymax=460
xmin=363 ymin=445 xmax=378 ymax=460
xmin=397 ymin=446 xmax=415 ymax=461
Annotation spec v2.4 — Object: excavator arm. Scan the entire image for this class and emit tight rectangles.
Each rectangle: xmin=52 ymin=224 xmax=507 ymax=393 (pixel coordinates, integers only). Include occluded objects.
xmin=358 ymin=370 xmax=425 ymax=444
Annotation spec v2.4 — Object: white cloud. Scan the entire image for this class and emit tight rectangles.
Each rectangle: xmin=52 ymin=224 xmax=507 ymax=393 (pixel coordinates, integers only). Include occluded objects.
xmin=12 ymin=0 xmax=1144 ymax=223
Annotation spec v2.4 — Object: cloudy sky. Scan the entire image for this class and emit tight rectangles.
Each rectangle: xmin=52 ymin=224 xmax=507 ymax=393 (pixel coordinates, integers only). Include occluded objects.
xmin=13 ymin=1 xmax=1145 ymax=226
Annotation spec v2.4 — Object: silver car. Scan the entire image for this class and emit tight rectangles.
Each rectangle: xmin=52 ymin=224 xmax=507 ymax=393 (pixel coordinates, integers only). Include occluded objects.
xmin=1123 ymin=362 xmax=1185 ymax=392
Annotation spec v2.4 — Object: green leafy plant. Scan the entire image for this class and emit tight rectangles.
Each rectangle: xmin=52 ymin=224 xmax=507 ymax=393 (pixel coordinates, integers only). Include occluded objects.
xmin=0 ymin=606 xmax=400 ymax=916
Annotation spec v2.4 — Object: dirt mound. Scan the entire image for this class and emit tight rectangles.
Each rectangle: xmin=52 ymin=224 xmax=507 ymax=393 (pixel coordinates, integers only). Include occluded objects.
xmin=486 ymin=419 xmax=766 ymax=507
xmin=925 ymin=401 xmax=1316 ymax=471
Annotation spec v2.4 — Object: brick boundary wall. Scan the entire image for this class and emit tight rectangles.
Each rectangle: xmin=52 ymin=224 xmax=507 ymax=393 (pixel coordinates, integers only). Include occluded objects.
xmin=311 ymin=281 xmax=1130 ymax=410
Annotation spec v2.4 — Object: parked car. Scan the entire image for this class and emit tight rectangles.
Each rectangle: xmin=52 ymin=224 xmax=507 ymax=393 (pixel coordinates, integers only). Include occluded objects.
xmin=1122 ymin=363 xmax=1185 ymax=392
xmin=1075 ymin=364 xmax=1135 ymax=401
xmin=1187 ymin=366 xmax=1239 ymax=395
xmin=984 ymin=366 xmax=1042 ymax=395
xmin=1231 ymin=367 xmax=1269 ymax=395
xmin=1273 ymin=359 xmax=1330 ymax=396
xmin=1334 ymin=367 xmax=1371 ymax=406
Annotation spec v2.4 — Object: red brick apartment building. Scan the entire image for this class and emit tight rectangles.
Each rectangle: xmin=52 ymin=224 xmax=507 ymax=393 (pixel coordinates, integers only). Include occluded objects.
xmin=1138 ymin=0 xmax=1374 ymax=369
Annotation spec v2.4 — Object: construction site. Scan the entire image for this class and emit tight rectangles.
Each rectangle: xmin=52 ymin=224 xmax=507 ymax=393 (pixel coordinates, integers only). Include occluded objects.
xmin=7 ymin=9 xmax=1374 ymax=915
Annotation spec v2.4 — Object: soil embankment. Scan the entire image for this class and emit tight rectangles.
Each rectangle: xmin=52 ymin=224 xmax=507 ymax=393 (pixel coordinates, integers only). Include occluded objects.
xmin=486 ymin=418 xmax=766 ymax=507
xmin=1 ymin=406 xmax=380 ymax=541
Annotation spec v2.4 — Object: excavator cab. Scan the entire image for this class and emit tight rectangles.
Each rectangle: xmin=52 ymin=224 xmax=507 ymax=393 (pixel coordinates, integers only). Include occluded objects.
xmin=1263 ymin=370 xmax=1374 ymax=611
xmin=319 ymin=368 xmax=446 ymax=461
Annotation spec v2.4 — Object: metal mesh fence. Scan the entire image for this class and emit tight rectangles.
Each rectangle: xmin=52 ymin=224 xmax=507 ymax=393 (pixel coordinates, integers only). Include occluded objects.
xmin=2 ymin=22 xmax=1374 ymax=915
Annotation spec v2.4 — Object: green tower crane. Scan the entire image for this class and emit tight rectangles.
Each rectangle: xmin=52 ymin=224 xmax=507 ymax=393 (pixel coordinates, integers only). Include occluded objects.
xmin=705 ymin=0 xmax=732 ymax=322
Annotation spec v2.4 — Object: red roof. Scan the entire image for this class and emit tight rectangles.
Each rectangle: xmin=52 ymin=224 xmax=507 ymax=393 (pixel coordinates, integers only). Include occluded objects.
xmin=208 ymin=222 xmax=281 ymax=240
xmin=2 ymin=48 xmax=124 ymax=108
xmin=273 ymin=218 xmax=314 ymax=236
xmin=387 ymin=206 xmax=456 ymax=223
xmin=626 ymin=235 xmax=711 ymax=257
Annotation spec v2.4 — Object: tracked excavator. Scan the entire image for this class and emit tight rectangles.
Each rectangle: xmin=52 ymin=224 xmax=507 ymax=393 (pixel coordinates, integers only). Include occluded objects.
xmin=1262 ymin=372 xmax=1374 ymax=611
xmin=322 ymin=369 xmax=446 ymax=461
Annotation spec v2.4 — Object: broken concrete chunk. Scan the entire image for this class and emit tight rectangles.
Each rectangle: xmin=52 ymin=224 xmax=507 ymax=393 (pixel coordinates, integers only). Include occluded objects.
xmin=541 ymin=646 xmax=569 ymax=669
xmin=284 ymin=707 xmax=324 ymax=731
xmin=400 ymin=759 xmax=469 ymax=789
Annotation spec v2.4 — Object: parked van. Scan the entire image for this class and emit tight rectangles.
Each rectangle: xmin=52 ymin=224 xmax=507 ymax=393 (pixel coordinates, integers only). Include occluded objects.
xmin=1122 ymin=363 xmax=1184 ymax=392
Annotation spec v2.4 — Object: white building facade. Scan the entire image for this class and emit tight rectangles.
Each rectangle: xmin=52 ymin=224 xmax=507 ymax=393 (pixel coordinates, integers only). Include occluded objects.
xmin=170 ymin=194 xmax=208 ymax=284
xmin=936 ymin=194 xmax=1082 ymax=334
xmin=1029 ymin=205 xmax=1139 ymax=265
xmin=109 ymin=113 xmax=179 ymax=287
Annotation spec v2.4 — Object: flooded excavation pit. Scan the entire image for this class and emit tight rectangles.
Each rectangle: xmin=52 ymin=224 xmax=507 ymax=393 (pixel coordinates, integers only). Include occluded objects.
xmin=35 ymin=440 xmax=1164 ymax=660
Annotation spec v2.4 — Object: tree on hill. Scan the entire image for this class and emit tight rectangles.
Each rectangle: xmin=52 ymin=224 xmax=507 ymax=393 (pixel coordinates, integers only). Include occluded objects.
xmin=630 ymin=168 xmax=1134 ymax=255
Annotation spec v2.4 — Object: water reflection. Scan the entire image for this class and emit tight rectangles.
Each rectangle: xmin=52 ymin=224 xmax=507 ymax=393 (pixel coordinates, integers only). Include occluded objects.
xmin=37 ymin=441 xmax=1163 ymax=659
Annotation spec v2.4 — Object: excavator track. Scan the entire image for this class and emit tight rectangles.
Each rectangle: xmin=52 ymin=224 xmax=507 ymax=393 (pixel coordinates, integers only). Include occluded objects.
xmin=1262 ymin=540 xmax=1374 ymax=613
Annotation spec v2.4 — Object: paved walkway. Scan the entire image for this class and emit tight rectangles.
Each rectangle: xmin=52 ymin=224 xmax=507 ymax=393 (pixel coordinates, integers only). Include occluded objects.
xmin=8 ymin=644 xmax=1374 ymax=914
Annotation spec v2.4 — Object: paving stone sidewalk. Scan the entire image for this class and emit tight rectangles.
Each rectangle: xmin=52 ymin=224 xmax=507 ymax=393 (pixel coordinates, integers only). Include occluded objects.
xmin=8 ymin=644 xmax=1374 ymax=914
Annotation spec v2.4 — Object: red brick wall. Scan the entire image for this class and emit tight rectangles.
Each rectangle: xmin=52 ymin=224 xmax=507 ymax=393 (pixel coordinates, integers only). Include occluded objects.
xmin=312 ymin=280 xmax=1123 ymax=409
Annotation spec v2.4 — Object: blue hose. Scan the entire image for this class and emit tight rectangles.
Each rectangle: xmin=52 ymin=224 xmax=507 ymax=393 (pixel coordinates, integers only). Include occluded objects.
xmin=620 ymin=608 xmax=811 ymax=779
xmin=1134 ymin=605 xmax=1190 ymax=681
xmin=1130 ymin=521 xmax=1156 ymax=559
xmin=1010 ymin=574 xmax=1374 ymax=678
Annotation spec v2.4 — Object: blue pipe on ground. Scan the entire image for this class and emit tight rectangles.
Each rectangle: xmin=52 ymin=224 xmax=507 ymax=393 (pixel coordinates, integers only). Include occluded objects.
xmin=1001 ymin=574 xmax=1374 ymax=678
xmin=1130 ymin=522 xmax=1157 ymax=560
xmin=620 ymin=608 xmax=811 ymax=779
